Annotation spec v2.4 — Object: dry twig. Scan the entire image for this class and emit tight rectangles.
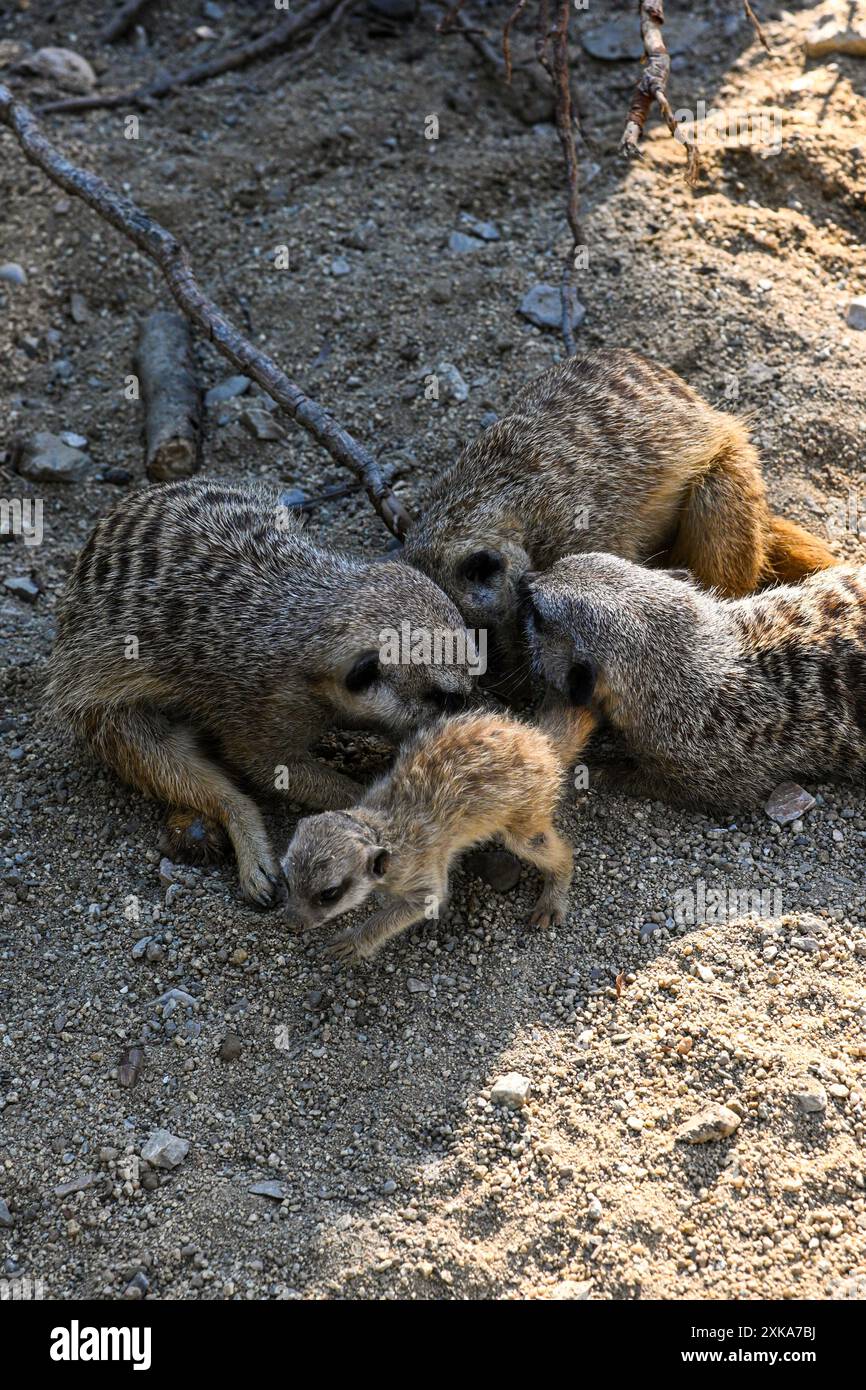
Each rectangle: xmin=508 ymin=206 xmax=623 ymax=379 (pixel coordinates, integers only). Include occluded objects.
xmin=743 ymin=0 xmax=770 ymax=53
xmin=0 ymin=83 xmax=409 ymax=538
xmin=39 ymin=0 xmax=345 ymax=115
xmin=619 ymin=1 xmax=699 ymax=185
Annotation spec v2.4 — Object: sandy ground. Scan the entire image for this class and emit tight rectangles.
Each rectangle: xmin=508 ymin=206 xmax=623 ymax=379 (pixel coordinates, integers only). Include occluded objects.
xmin=1 ymin=0 xmax=865 ymax=1300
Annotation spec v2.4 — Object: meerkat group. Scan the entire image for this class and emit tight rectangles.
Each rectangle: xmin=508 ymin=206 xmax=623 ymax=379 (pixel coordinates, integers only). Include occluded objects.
xmin=48 ymin=348 xmax=850 ymax=960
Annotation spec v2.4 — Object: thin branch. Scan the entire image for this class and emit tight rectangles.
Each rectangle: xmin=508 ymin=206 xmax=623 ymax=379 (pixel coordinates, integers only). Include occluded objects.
xmin=100 ymin=0 xmax=157 ymax=45
xmin=503 ymin=0 xmax=529 ymax=83
xmin=551 ymin=0 xmax=581 ymax=355
xmin=38 ymin=0 xmax=343 ymax=115
xmin=743 ymin=0 xmax=770 ymax=53
xmin=0 ymin=83 xmax=410 ymax=538
xmin=619 ymin=0 xmax=699 ymax=186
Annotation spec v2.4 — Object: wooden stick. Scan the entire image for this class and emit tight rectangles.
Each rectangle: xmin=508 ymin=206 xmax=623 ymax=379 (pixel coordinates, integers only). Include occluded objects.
xmin=0 ymin=83 xmax=410 ymax=538
xmin=39 ymin=0 xmax=343 ymax=115
xmin=135 ymin=310 xmax=202 ymax=482
xmin=100 ymin=0 xmax=157 ymax=45
xmin=619 ymin=0 xmax=699 ymax=186
xmin=743 ymin=0 xmax=770 ymax=53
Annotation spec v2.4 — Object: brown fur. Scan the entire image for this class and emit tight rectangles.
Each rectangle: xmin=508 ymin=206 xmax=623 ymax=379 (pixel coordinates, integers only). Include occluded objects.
xmin=525 ymin=556 xmax=866 ymax=808
xmin=403 ymin=349 xmax=836 ymax=686
xmin=45 ymin=479 xmax=476 ymax=907
xmin=281 ymin=706 xmax=596 ymax=963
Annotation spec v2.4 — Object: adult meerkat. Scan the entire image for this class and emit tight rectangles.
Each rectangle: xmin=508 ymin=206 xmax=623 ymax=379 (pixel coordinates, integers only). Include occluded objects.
xmin=403 ymin=349 xmax=835 ymax=680
xmin=522 ymin=554 xmax=866 ymax=808
xmin=46 ymin=479 xmax=475 ymax=907
xmin=281 ymin=705 xmax=596 ymax=963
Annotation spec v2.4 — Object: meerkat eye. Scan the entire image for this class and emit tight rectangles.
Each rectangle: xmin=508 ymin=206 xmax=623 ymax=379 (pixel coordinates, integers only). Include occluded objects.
xmin=460 ymin=549 xmax=503 ymax=585
xmin=317 ymin=882 xmax=346 ymax=906
xmin=345 ymin=651 xmax=380 ymax=693
xmin=427 ymin=687 xmax=463 ymax=713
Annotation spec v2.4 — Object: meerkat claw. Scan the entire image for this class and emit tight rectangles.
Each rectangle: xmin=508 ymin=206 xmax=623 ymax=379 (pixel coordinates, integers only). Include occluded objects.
xmin=530 ymin=902 xmax=564 ymax=929
xmin=324 ymin=932 xmax=361 ymax=966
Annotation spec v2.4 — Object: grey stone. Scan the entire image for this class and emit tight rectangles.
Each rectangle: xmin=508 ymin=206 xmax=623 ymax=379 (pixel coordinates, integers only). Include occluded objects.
xmin=459 ymin=213 xmax=500 ymax=242
xmin=4 ymin=576 xmax=41 ymax=604
xmin=490 ymin=1072 xmax=532 ymax=1108
xmin=205 ymin=374 xmax=250 ymax=406
xmin=846 ymin=297 xmax=866 ymax=331
xmin=140 ymin=1128 xmax=190 ymax=1169
xmin=805 ymin=24 xmax=866 ymax=59
xmin=519 ymin=283 xmax=585 ymax=332
xmin=448 ymin=231 xmax=484 ymax=254
xmin=331 ymin=256 xmax=351 ymax=276
xmin=59 ymin=431 xmax=88 ymax=449
xmin=131 ymin=936 xmax=153 ymax=960
xmin=344 ymin=218 xmax=377 ymax=250
xmin=765 ymin=781 xmax=816 ymax=825
xmin=54 ymin=1172 xmax=99 ymax=1197
xmin=240 ymin=408 xmax=283 ymax=441
xmin=249 ymin=1179 xmax=287 ymax=1200
xmin=219 ymin=1033 xmax=243 ymax=1061
xmin=0 ymin=1198 xmax=12 ymax=1228
xmin=793 ymin=1081 xmax=827 ymax=1113
xmin=21 ymin=47 xmax=97 ymax=93
xmin=0 ymin=263 xmax=27 ymax=286
xmin=676 ymin=1104 xmax=741 ymax=1143
xmin=581 ymin=15 xmax=706 ymax=61
xmin=15 ymin=431 xmax=89 ymax=484
xmin=435 ymin=361 xmax=469 ymax=404
xmin=547 ymin=1278 xmax=592 ymax=1299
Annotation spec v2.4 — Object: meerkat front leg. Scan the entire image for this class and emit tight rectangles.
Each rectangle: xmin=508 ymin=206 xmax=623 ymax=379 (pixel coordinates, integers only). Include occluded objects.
xmin=221 ymin=738 xmax=361 ymax=810
xmin=502 ymin=824 xmax=573 ymax=928
xmin=325 ymin=886 xmax=442 ymax=965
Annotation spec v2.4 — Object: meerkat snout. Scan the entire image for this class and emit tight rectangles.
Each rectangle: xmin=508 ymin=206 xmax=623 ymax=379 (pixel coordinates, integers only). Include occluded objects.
xmin=281 ymin=811 xmax=391 ymax=930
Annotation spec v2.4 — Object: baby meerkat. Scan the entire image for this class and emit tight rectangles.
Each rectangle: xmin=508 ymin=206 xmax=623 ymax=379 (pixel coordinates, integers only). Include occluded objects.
xmin=523 ymin=554 xmax=866 ymax=808
xmin=46 ymin=479 xmax=475 ymax=907
xmin=403 ymin=349 xmax=835 ymax=680
xmin=281 ymin=706 xmax=596 ymax=963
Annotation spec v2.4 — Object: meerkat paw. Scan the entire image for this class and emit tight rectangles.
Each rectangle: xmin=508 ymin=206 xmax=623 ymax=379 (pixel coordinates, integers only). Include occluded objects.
xmin=237 ymin=845 xmax=283 ymax=910
xmin=529 ymin=896 xmax=566 ymax=929
xmin=323 ymin=929 xmax=363 ymax=966
xmin=162 ymin=808 xmax=229 ymax=865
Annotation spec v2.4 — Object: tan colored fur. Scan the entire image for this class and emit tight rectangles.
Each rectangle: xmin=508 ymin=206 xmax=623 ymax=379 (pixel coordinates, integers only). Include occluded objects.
xmin=281 ymin=707 xmax=596 ymax=963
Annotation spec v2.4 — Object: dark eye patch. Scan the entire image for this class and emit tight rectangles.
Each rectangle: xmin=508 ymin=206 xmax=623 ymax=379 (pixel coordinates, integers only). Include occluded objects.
xmin=567 ymin=657 xmax=598 ymax=707
xmin=427 ymin=688 xmax=464 ymax=713
xmin=459 ymin=549 xmax=503 ymax=584
xmin=317 ymin=881 xmax=347 ymax=906
xmin=345 ymin=650 xmax=380 ymax=693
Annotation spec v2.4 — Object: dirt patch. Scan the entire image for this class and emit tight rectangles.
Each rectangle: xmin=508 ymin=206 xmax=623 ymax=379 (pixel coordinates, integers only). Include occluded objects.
xmin=1 ymin=0 xmax=865 ymax=1300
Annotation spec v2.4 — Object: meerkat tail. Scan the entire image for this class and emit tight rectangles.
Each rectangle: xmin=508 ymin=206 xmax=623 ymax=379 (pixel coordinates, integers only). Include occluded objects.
xmin=79 ymin=707 xmax=280 ymax=907
xmin=666 ymin=420 xmax=770 ymax=597
xmin=538 ymin=704 xmax=597 ymax=768
xmin=762 ymin=514 xmax=837 ymax=585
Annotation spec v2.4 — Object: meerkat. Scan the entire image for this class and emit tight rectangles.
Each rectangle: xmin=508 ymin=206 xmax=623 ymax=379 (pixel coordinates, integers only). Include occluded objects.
xmin=46 ymin=479 xmax=476 ymax=908
xmin=522 ymin=554 xmax=866 ymax=808
xmin=402 ymin=348 xmax=836 ymax=683
xmin=281 ymin=704 xmax=596 ymax=963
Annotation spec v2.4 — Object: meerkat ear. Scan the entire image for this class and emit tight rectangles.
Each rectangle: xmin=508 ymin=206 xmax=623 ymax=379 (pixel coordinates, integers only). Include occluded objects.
xmin=665 ymin=568 xmax=696 ymax=585
xmin=369 ymin=848 xmax=391 ymax=878
xmin=567 ymin=655 xmax=598 ymax=707
xmin=459 ymin=549 xmax=503 ymax=584
xmin=345 ymin=650 xmax=381 ymax=693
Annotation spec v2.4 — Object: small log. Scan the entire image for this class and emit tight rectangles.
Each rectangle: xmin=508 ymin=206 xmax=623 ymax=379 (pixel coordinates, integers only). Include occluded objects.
xmin=135 ymin=310 xmax=202 ymax=482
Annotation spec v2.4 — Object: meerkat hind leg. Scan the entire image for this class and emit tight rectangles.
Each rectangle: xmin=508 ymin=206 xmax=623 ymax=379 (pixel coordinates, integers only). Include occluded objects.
xmin=502 ymin=824 xmax=573 ymax=928
xmin=89 ymin=708 xmax=280 ymax=908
